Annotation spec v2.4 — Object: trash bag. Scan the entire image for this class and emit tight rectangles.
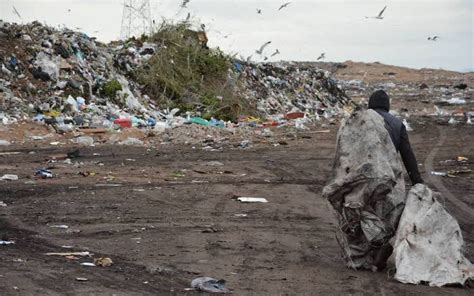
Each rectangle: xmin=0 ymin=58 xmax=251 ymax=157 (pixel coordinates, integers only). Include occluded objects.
xmin=322 ymin=109 xmax=406 ymax=270
xmin=393 ymin=184 xmax=474 ymax=287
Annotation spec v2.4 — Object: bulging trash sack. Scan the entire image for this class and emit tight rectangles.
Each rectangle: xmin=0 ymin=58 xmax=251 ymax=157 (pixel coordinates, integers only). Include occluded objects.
xmin=394 ymin=184 xmax=473 ymax=287
xmin=322 ymin=109 xmax=406 ymax=270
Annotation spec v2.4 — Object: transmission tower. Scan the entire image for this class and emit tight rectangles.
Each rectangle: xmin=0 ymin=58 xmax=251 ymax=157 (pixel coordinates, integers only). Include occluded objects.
xmin=120 ymin=0 xmax=152 ymax=39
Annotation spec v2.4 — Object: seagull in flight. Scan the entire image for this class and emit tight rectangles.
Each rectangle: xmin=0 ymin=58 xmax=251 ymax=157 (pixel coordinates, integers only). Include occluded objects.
xmin=257 ymin=9 xmax=262 ymax=14
xmin=181 ymin=0 xmax=190 ymax=8
xmin=366 ymin=5 xmax=387 ymax=19
xmin=279 ymin=2 xmax=291 ymax=11
xmin=317 ymin=53 xmax=326 ymax=60
xmin=12 ymin=6 xmax=22 ymax=20
xmin=256 ymin=41 xmax=272 ymax=55
xmin=185 ymin=12 xmax=191 ymax=22
xmin=428 ymin=36 xmax=439 ymax=41
xmin=271 ymin=49 xmax=280 ymax=57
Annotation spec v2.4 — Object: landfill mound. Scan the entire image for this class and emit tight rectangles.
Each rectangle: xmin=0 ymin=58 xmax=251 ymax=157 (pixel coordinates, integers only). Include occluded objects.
xmin=239 ymin=62 xmax=353 ymax=117
xmin=323 ymin=109 xmax=406 ymax=270
xmin=394 ymin=184 xmax=474 ymax=287
xmin=0 ymin=20 xmax=352 ymax=134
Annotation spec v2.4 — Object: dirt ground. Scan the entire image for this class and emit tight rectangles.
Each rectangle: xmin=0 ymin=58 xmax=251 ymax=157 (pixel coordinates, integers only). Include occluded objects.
xmin=0 ymin=116 xmax=472 ymax=295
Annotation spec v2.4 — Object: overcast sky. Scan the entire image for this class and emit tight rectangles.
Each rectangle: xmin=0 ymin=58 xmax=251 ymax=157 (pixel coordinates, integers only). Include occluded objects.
xmin=1 ymin=0 xmax=472 ymax=72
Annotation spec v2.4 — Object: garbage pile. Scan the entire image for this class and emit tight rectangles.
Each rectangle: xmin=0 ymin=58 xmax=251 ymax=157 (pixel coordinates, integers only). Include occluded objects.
xmin=0 ymin=21 xmax=354 ymax=139
xmin=239 ymin=62 xmax=354 ymax=119
xmin=0 ymin=20 xmax=158 ymax=130
xmin=338 ymin=78 xmax=474 ymax=125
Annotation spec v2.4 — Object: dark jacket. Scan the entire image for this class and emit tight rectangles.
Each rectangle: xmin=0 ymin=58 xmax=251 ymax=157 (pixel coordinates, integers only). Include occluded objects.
xmin=369 ymin=90 xmax=423 ymax=185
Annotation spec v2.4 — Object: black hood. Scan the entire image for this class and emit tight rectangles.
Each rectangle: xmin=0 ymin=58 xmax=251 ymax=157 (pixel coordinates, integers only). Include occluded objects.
xmin=368 ymin=90 xmax=390 ymax=112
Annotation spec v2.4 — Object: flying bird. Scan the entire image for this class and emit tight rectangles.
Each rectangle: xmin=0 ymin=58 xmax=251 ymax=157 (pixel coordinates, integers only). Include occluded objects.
xmin=271 ymin=49 xmax=280 ymax=57
xmin=279 ymin=2 xmax=291 ymax=11
xmin=185 ymin=12 xmax=191 ymax=22
xmin=67 ymin=9 xmax=71 ymax=13
xmin=246 ymin=55 xmax=253 ymax=63
xmin=366 ymin=5 xmax=387 ymax=19
xmin=257 ymin=9 xmax=262 ymax=14
xmin=181 ymin=0 xmax=190 ymax=8
xmin=428 ymin=36 xmax=439 ymax=41
xmin=256 ymin=41 xmax=272 ymax=55
xmin=317 ymin=53 xmax=326 ymax=60
xmin=12 ymin=6 xmax=22 ymax=20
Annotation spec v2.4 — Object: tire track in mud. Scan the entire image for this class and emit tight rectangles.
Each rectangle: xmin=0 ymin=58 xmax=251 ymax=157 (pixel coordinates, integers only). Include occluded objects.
xmin=424 ymin=126 xmax=474 ymax=220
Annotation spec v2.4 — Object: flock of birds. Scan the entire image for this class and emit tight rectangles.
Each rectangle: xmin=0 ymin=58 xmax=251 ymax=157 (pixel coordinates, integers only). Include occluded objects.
xmin=179 ymin=2 xmax=442 ymax=63
xmin=9 ymin=1 xmax=442 ymax=63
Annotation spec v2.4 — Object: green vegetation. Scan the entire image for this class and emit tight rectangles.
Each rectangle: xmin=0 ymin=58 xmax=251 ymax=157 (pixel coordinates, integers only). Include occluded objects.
xmin=136 ymin=21 xmax=254 ymax=122
xmin=100 ymin=79 xmax=123 ymax=99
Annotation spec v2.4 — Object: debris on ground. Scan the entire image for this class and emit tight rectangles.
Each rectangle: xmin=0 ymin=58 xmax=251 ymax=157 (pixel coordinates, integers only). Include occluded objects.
xmin=0 ymin=174 xmax=19 ymax=181
xmin=236 ymin=197 xmax=268 ymax=203
xmin=0 ymin=240 xmax=15 ymax=245
xmin=94 ymin=257 xmax=113 ymax=267
xmin=191 ymin=277 xmax=229 ymax=293
xmin=35 ymin=169 xmax=54 ymax=178
xmin=45 ymin=251 xmax=92 ymax=256
xmin=394 ymin=184 xmax=474 ymax=287
xmin=80 ymin=262 xmax=96 ymax=267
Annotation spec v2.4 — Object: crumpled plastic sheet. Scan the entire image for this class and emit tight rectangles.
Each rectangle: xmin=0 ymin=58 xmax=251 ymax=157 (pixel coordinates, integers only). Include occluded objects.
xmin=191 ymin=277 xmax=229 ymax=294
xmin=394 ymin=184 xmax=474 ymax=287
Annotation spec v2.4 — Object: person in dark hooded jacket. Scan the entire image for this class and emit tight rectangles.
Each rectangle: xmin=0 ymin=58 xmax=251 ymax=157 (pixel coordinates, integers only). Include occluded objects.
xmin=368 ymin=90 xmax=423 ymax=185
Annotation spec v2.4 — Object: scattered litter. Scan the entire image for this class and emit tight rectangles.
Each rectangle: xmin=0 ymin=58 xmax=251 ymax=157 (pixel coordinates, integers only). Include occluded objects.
xmin=430 ymin=171 xmax=447 ymax=176
xmin=94 ymin=257 xmax=113 ymax=267
xmin=0 ymin=201 xmax=7 ymax=207
xmin=457 ymin=156 xmax=468 ymax=162
xmin=447 ymin=168 xmax=471 ymax=175
xmin=80 ymin=262 xmax=96 ymax=267
xmin=0 ymin=151 xmax=21 ymax=155
xmin=191 ymin=277 xmax=229 ymax=294
xmin=49 ymin=225 xmax=69 ymax=229
xmin=0 ymin=240 xmax=15 ymax=245
xmin=237 ymin=197 xmax=268 ymax=203
xmin=234 ymin=214 xmax=248 ymax=217
xmin=95 ymin=184 xmax=123 ymax=187
xmin=0 ymin=174 xmax=19 ymax=181
xmin=45 ymin=252 xmax=91 ymax=256
xmin=75 ymin=278 xmax=88 ymax=282
xmin=443 ymin=97 xmax=466 ymax=105
xmin=0 ymin=140 xmax=11 ymax=146
xmin=35 ymin=169 xmax=54 ymax=179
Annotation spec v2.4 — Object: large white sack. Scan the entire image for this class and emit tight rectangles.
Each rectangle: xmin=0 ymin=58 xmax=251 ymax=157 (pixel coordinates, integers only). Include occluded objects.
xmin=394 ymin=184 xmax=474 ymax=286
xmin=323 ymin=109 xmax=406 ymax=269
